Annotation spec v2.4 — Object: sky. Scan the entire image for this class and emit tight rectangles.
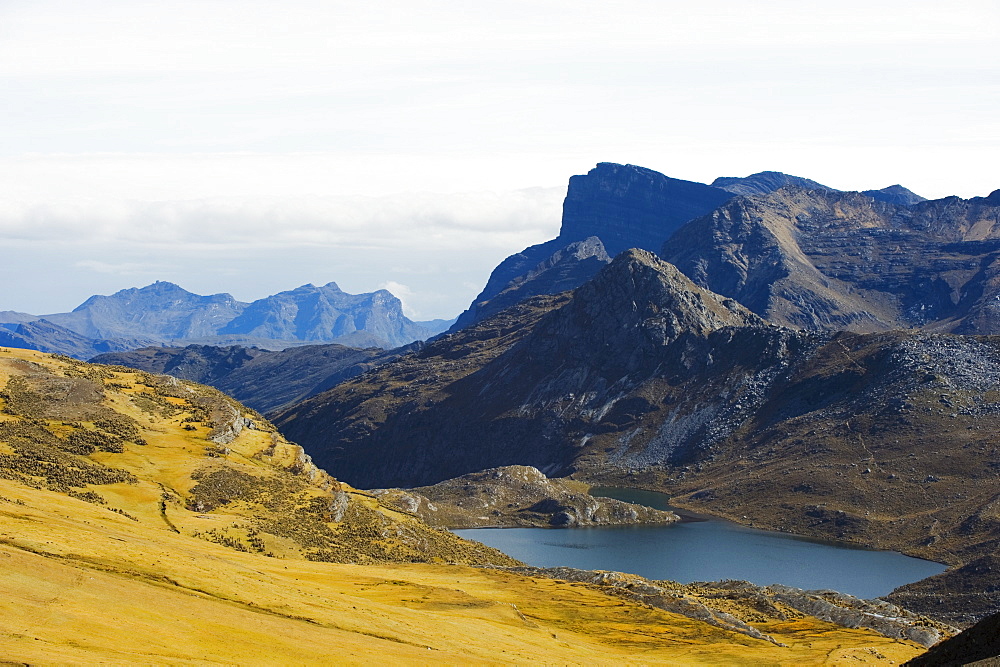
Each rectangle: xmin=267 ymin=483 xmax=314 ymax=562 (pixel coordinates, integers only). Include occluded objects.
xmin=1 ymin=1 xmax=998 ymax=319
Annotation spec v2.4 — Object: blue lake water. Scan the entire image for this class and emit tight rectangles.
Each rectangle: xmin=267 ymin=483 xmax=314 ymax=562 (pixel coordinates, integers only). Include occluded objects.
xmin=455 ymin=487 xmax=946 ymax=599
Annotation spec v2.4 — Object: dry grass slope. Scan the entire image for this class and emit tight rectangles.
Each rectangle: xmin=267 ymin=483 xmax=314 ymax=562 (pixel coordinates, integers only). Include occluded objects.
xmin=0 ymin=347 xmax=931 ymax=664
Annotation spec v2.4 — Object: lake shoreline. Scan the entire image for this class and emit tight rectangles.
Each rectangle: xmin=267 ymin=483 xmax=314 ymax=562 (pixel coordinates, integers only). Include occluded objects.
xmin=588 ymin=484 xmax=953 ymax=567
xmin=455 ymin=485 xmax=948 ymax=599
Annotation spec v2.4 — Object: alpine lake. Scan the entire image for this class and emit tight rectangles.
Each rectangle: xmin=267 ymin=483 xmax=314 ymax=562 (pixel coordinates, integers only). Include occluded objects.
xmin=455 ymin=487 xmax=946 ymax=599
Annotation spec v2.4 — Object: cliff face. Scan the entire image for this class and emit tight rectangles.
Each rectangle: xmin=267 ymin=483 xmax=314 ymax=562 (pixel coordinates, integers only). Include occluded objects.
xmin=450 ymin=163 xmax=733 ymax=331
xmin=558 ymin=163 xmax=733 ymax=257
xmin=664 ymin=186 xmax=1000 ymax=333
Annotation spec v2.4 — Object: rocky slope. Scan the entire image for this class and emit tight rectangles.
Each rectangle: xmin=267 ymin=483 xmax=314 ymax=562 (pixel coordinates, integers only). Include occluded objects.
xmin=452 ymin=237 xmax=612 ymax=331
xmin=275 ymin=250 xmax=763 ymax=487
xmin=373 ymin=465 xmax=678 ymax=528
xmin=451 ymin=164 xmax=933 ymax=334
xmin=91 ymin=342 xmax=403 ymax=413
xmin=274 ymin=250 xmax=1000 ymax=625
xmin=664 ymin=186 xmax=1000 ymax=333
xmin=0 ymin=347 xmax=932 ymax=664
xmin=905 ymin=611 xmax=1000 ymax=665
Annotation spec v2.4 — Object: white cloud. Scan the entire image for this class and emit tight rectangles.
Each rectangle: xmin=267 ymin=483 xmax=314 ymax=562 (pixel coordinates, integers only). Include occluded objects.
xmin=0 ymin=187 xmax=564 ymax=250
xmin=1 ymin=0 xmax=998 ymax=317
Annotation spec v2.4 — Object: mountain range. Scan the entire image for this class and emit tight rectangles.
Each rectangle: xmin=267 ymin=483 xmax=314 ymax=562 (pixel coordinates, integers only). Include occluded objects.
xmin=452 ymin=164 xmax=1000 ymax=340
xmin=1 ymin=280 xmax=452 ymax=359
xmin=274 ymin=248 xmax=1000 ymax=626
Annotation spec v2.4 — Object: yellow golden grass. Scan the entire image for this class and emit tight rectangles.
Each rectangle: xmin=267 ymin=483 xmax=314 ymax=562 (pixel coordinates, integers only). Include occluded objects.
xmin=0 ymin=348 xmax=927 ymax=664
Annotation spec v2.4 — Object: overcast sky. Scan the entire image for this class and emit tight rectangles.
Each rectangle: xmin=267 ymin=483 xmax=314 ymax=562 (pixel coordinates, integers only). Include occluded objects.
xmin=1 ymin=1 xmax=998 ymax=318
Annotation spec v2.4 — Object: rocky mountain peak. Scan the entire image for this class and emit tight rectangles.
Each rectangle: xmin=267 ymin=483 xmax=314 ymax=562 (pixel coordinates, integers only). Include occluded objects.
xmin=449 ymin=163 xmax=734 ymax=334
xmin=72 ymin=281 xmax=200 ymax=312
xmin=44 ymin=282 xmax=246 ymax=341
xmin=578 ymin=249 xmax=761 ymax=331
xmin=531 ymin=249 xmax=764 ymax=368
xmin=862 ymin=184 xmax=926 ymax=206
xmin=711 ymin=171 xmax=832 ymax=196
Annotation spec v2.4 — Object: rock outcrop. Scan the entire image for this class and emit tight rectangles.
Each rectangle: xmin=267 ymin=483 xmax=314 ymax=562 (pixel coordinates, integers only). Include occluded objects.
xmin=373 ymin=465 xmax=678 ymax=528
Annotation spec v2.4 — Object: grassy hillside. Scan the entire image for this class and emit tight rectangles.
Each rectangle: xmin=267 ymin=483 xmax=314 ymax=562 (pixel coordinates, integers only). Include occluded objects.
xmin=0 ymin=348 xmax=934 ymax=663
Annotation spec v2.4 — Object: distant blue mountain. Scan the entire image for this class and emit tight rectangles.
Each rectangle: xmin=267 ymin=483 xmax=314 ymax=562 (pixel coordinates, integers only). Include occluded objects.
xmin=3 ymin=281 xmax=443 ymax=359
